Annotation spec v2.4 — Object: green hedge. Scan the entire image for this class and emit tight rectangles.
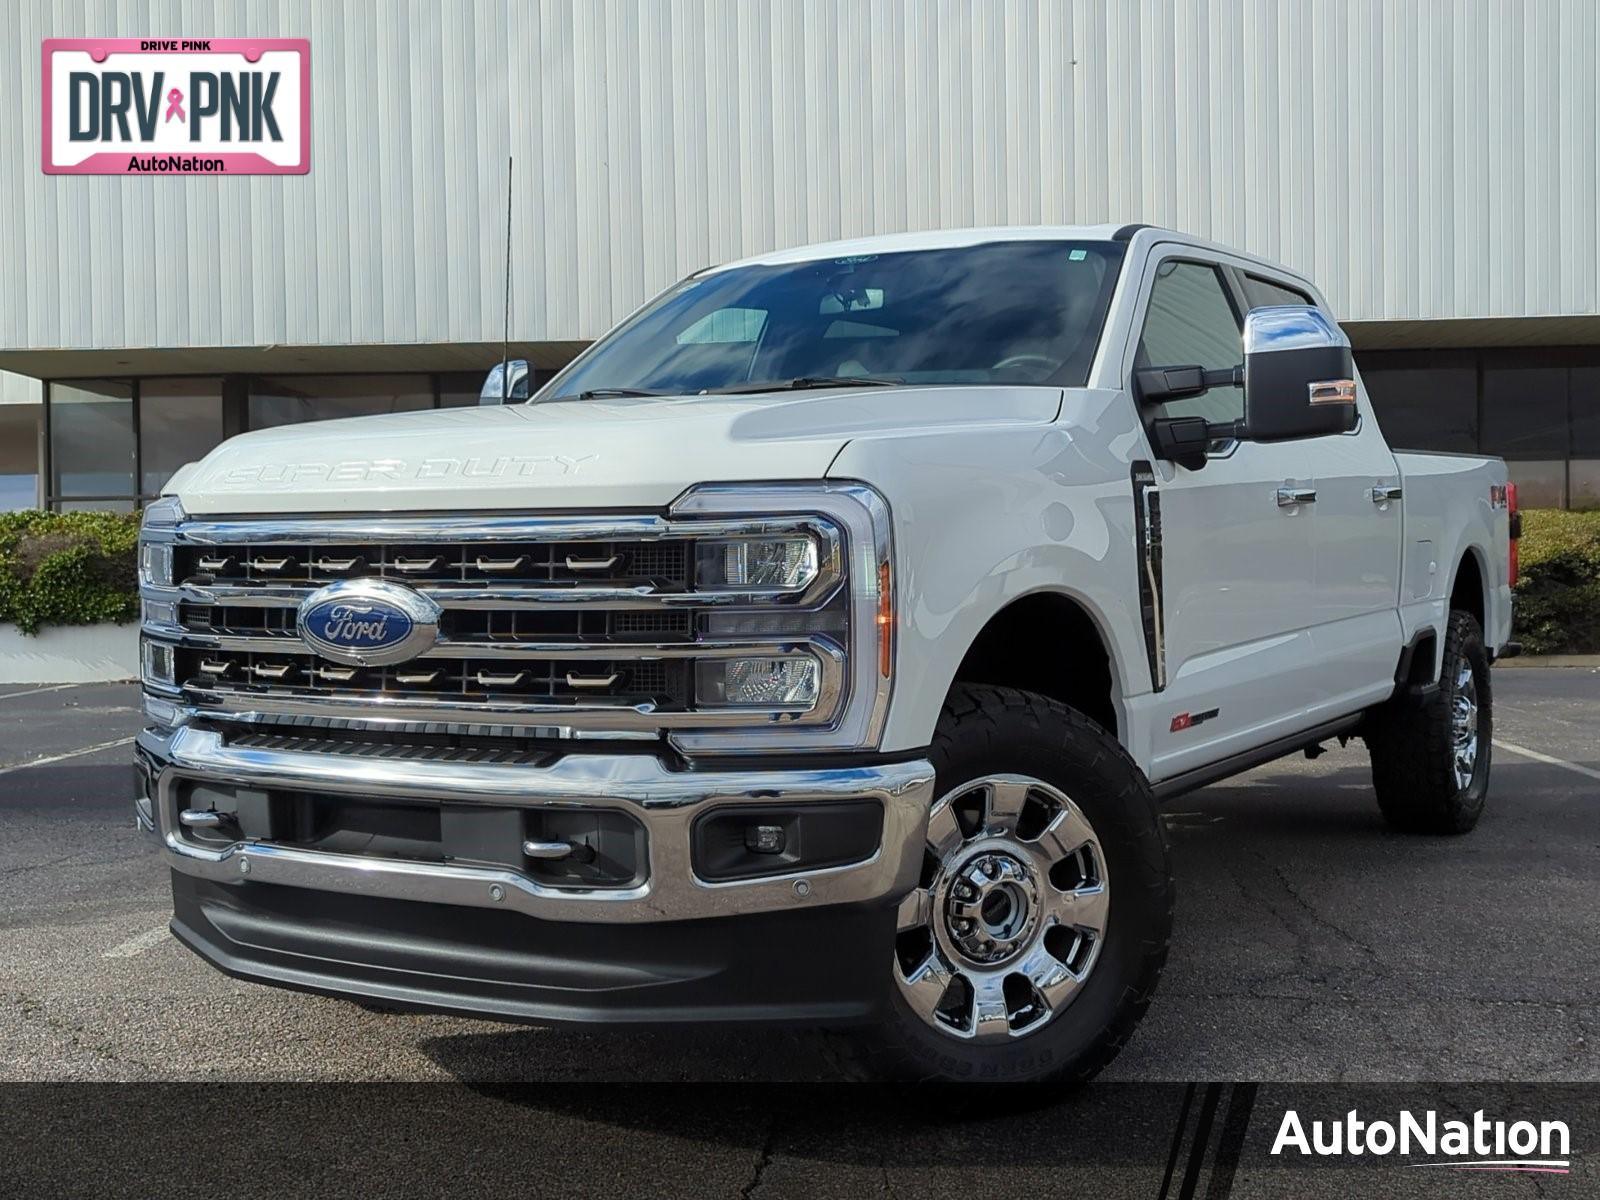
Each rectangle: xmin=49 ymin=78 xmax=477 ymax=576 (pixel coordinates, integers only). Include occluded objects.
xmin=0 ymin=505 xmax=1595 ymax=654
xmin=1514 ymin=508 xmax=1600 ymax=656
xmin=0 ymin=510 xmax=142 ymax=635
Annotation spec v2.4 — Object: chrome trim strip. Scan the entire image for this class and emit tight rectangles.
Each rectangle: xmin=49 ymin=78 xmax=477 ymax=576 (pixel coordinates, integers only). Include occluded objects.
xmin=146 ymin=631 xmax=842 ymax=663
xmin=144 ymin=726 xmax=934 ymax=924
xmin=156 ymin=577 xmax=843 ymax=611
xmin=169 ymin=513 xmax=794 ymax=545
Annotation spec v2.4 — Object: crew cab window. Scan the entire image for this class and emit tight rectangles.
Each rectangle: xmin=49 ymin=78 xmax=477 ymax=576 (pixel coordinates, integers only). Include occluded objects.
xmin=1242 ymin=274 xmax=1313 ymax=309
xmin=1136 ymin=261 xmax=1243 ymax=423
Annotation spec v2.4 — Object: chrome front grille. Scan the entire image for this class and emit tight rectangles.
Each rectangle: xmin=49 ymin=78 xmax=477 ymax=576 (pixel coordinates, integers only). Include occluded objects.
xmin=141 ymin=507 xmax=870 ymax=745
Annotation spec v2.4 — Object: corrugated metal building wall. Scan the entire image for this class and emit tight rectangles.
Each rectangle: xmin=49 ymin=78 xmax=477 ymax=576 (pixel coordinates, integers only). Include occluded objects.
xmin=4 ymin=0 xmax=1599 ymax=359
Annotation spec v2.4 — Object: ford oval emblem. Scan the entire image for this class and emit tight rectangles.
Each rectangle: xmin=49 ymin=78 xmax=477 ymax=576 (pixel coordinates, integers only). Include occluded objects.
xmin=297 ymin=579 xmax=442 ymax=667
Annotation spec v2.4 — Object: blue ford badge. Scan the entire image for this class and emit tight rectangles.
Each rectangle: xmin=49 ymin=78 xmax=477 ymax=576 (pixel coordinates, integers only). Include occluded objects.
xmin=297 ymin=579 xmax=442 ymax=667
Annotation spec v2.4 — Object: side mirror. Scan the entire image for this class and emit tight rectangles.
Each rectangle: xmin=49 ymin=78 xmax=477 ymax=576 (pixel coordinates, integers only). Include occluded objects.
xmin=480 ymin=359 xmax=530 ymax=405
xmin=1239 ymin=306 xmax=1357 ymax=441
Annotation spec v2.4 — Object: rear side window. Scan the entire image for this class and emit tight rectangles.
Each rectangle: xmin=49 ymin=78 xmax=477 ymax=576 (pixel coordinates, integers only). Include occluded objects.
xmin=1241 ymin=273 xmax=1313 ymax=309
xmin=1136 ymin=261 xmax=1243 ymax=424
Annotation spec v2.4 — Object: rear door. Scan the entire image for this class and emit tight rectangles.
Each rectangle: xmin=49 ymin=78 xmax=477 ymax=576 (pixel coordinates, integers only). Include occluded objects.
xmin=1123 ymin=250 xmax=1324 ymax=781
xmin=1238 ymin=272 xmax=1404 ymax=715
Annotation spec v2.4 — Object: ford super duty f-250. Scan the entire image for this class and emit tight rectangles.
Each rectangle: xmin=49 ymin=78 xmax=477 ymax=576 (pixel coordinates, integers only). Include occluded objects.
xmin=136 ymin=225 xmax=1518 ymax=1083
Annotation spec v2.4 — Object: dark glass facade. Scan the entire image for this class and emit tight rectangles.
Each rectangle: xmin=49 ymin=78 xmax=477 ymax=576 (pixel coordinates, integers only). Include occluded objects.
xmin=42 ymin=371 xmax=530 ymax=510
xmin=1358 ymin=346 xmax=1600 ymax=507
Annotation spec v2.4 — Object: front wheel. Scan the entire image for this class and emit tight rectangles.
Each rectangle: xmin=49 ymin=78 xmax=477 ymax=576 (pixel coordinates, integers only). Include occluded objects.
xmin=1366 ymin=610 xmax=1493 ymax=834
xmin=825 ymin=685 xmax=1173 ymax=1083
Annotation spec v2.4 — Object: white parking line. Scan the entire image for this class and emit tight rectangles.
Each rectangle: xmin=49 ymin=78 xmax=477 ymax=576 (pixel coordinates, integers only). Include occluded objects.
xmin=0 ymin=682 xmax=85 ymax=702
xmin=1494 ymin=739 xmax=1600 ymax=784
xmin=0 ymin=735 xmax=136 ymax=776
xmin=103 ymin=924 xmax=171 ymax=959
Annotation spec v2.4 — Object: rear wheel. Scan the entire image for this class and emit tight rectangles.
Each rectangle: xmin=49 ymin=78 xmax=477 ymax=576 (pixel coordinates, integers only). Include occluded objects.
xmin=825 ymin=685 xmax=1172 ymax=1083
xmin=1366 ymin=610 xmax=1492 ymax=834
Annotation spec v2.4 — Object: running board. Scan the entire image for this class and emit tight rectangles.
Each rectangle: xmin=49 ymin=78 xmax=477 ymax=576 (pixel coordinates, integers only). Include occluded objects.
xmin=1151 ymin=714 xmax=1365 ymax=802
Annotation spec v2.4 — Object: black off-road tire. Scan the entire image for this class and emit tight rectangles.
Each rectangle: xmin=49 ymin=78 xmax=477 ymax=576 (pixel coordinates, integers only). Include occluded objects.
xmin=823 ymin=684 xmax=1173 ymax=1083
xmin=1365 ymin=610 xmax=1492 ymax=835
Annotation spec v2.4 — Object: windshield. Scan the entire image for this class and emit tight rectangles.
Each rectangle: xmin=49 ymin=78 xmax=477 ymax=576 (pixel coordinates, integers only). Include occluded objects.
xmin=539 ymin=240 xmax=1126 ymax=400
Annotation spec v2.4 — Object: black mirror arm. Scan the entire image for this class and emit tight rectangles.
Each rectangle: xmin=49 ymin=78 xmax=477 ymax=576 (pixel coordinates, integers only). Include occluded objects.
xmin=1136 ymin=363 xmax=1243 ymax=403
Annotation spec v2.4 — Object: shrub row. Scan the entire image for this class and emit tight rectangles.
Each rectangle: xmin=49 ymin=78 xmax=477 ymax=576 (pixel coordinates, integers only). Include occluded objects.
xmin=0 ymin=510 xmax=142 ymax=634
xmin=1513 ymin=508 xmax=1600 ymax=656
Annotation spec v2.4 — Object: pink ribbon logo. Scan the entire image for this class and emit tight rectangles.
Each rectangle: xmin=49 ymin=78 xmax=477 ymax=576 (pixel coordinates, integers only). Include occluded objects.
xmin=164 ymin=88 xmax=185 ymax=123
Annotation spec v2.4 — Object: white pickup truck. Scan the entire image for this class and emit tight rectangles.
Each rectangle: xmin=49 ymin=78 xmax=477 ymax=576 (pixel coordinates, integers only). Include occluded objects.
xmin=136 ymin=225 xmax=1518 ymax=1083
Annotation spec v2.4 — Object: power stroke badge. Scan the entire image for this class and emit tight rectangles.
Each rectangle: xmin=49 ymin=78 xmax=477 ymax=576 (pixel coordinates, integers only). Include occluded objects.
xmin=42 ymin=38 xmax=309 ymax=175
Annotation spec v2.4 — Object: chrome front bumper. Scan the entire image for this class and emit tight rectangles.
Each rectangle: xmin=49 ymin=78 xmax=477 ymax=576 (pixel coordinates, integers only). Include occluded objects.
xmin=136 ymin=726 xmax=934 ymax=925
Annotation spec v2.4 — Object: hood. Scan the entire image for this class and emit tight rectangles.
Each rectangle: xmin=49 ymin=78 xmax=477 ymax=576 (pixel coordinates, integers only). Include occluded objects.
xmin=172 ymin=386 xmax=1063 ymax=514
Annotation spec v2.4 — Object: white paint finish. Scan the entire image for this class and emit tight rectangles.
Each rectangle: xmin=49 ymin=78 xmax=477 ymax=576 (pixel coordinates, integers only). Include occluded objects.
xmin=0 ymin=622 xmax=139 ymax=684
xmin=6 ymin=0 xmax=1600 ymax=359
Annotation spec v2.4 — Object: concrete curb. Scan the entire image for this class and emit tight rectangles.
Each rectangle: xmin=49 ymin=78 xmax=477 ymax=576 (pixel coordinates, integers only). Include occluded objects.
xmin=0 ymin=622 xmax=140 ymax=684
xmin=1496 ymin=654 xmax=1600 ymax=669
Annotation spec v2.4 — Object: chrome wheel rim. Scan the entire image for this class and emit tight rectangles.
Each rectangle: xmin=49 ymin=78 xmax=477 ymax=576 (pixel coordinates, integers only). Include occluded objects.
xmin=893 ymin=774 xmax=1109 ymax=1043
xmin=1451 ymin=658 xmax=1480 ymax=791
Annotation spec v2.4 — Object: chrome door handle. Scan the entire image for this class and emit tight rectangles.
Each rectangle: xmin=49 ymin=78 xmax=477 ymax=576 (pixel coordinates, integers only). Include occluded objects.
xmin=1276 ymin=487 xmax=1317 ymax=507
xmin=1369 ymin=484 xmax=1403 ymax=503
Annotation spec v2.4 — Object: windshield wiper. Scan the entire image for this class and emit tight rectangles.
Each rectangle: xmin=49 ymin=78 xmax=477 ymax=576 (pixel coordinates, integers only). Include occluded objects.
xmin=544 ymin=387 xmax=672 ymax=402
xmin=710 ymin=376 xmax=902 ymax=395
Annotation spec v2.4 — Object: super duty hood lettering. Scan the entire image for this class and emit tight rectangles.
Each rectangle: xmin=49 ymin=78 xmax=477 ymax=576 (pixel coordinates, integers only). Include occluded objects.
xmin=218 ymin=454 xmax=598 ymax=488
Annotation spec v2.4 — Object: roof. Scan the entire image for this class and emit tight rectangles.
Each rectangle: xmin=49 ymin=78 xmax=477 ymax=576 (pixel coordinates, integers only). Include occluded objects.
xmin=705 ymin=224 xmax=1315 ymax=293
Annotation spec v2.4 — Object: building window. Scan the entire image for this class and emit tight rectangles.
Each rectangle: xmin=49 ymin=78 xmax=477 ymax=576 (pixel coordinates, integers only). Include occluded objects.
xmin=0 ymin=401 xmax=40 ymax=510
xmin=1358 ymin=351 xmax=1478 ymax=454
xmin=49 ymin=379 xmax=135 ymax=510
xmin=140 ymin=377 xmax=225 ymax=497
xmin=248 ymin=375 xmax=433 ymax=429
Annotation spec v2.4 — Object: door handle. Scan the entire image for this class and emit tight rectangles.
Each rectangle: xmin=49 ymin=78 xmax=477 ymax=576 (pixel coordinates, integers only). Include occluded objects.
xmin=1369 ymin=484 xmax=1403 ymax=504
xmin=1276 ymin=487 xmax=1317 ymax=507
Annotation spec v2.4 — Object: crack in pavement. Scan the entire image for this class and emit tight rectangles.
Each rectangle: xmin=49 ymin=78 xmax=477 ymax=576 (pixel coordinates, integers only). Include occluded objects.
xmin=739 ymin=1118 xmax=776 ymax=1199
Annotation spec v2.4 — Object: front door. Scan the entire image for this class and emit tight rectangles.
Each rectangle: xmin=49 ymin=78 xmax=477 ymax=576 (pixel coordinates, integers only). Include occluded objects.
xmin=1123 ymin=252 xmax=1326 ymax=782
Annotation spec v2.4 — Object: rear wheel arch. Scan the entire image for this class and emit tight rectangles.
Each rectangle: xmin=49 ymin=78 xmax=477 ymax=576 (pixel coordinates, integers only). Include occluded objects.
xmin=1449 ymin=547 xmax=1487 ymax=634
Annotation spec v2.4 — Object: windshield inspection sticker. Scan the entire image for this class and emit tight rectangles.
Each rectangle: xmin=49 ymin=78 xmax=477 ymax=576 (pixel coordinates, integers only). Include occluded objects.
xmin=42 ymin=38 xmax=309 ymax=174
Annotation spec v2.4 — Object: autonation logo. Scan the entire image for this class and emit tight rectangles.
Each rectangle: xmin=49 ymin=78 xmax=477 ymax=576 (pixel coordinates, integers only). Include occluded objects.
xmin=1273 ymin=1108 xmax=1572 ymax=1174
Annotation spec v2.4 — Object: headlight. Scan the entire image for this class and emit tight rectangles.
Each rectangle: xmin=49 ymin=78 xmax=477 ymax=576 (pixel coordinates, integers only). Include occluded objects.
xmin=669 ymin=482 xmax=894 ymax=754
xmin=696 ymin=536 xmax=818 ymax=591
xmin=138 ymin=496 xmax=185 ymax=587
xmin=696 ymin=656 xmax=820 ymax=707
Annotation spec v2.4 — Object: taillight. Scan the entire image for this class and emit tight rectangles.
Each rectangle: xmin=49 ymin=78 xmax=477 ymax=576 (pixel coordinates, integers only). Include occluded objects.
xmin=1506 ymin=482 xmax=1520 ymax=588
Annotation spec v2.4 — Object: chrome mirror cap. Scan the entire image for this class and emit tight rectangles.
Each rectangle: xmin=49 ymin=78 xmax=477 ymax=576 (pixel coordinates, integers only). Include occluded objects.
xmin=480 ymin=359 xmax=530 ymax=404
xmin=1242 ymin=305 xmax=1349 ymax=355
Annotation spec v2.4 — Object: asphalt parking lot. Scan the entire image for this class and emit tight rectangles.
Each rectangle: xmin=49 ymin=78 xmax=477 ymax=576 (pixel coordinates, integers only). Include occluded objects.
xmin=2 ymin=669 xmax=1596 ymax=1089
